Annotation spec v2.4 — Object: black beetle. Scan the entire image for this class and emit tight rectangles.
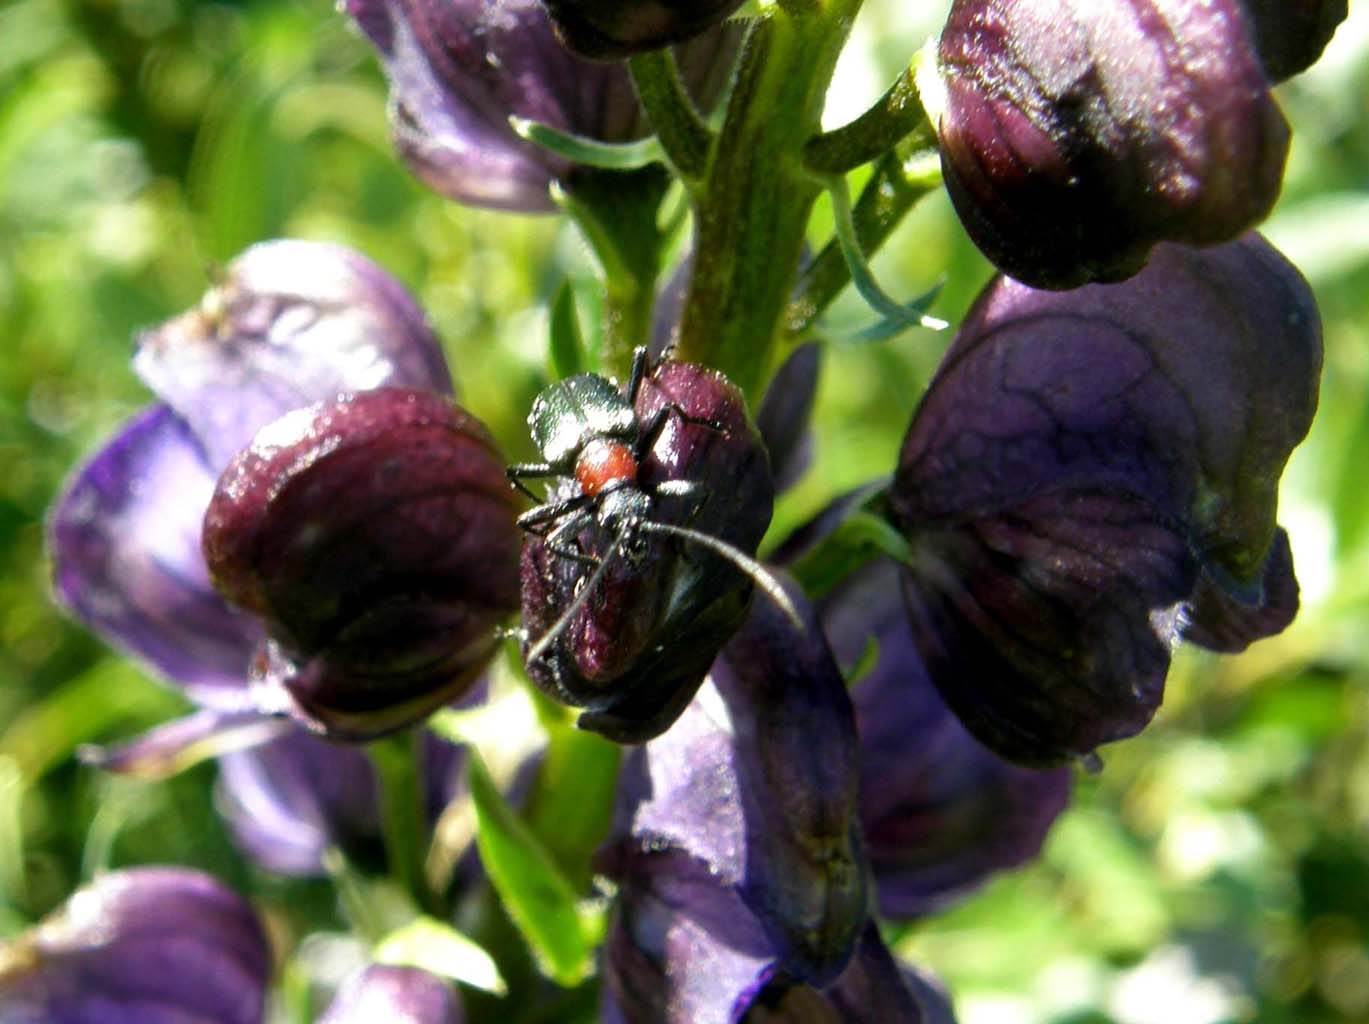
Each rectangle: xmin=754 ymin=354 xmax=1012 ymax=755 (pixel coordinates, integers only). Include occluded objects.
xmin=509 ymin=349 xmax=799 ymax=736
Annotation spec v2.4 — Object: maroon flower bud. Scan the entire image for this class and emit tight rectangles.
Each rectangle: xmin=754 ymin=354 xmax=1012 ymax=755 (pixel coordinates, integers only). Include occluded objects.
xmin=1242 ymin=0 xmax=1348 ymax=81
xmin=0 ymin=868 xmax=271 ymax=1024
xmin=203 ymin=388 xmax=522 ymax=740
xmin=931 ymin=0 xmax=1290 ymax=289
xmin=347 ymin=0 xmax=740 ymax=211
xmin=889 ymin=235 xmax=1321 ymax=765
xmin=540 ymin=0 xmax=746 ymax=60
xmin=518 ymin=356 xmax=773 ymax=742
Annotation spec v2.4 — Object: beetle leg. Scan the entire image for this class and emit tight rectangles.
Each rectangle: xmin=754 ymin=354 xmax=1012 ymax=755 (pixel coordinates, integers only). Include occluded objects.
xmin=626 ymin=345 xmax=650 ymax=406
xmin=517 ymin=492 xmax=593 ymax=533
xmin=633 ymin=405 xmax=672 ymax=462
xmin=546 ymin=511 xmax=600 ymax=567
xmin=507 ymin=462 xmax=561 ymax=501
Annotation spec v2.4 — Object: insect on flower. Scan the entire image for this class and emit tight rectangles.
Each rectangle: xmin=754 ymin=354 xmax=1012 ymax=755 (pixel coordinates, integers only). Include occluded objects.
xmin=508 ymin=347 xmax=800 ymax=673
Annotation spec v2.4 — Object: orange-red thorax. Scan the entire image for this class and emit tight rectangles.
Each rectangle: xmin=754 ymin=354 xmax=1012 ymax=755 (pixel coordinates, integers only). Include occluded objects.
xmin=575 ymin=438 xmax=638 ymax=497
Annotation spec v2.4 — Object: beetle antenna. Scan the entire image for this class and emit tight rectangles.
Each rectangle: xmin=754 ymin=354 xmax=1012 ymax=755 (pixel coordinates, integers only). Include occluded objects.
xmin=636 ymin=520 xmax=804 ymax=631
xmin=523 ymin=521 xmax=634 ymax=668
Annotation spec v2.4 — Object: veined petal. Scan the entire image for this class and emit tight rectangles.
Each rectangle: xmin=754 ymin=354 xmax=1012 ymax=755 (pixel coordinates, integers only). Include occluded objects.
xmin=48 ymin=405 xmax=262 ymax=708
xmin=0 ymin=868 xmax=271 ymax=1024
xmin=134 ymin=240 xmax=453 ymax=470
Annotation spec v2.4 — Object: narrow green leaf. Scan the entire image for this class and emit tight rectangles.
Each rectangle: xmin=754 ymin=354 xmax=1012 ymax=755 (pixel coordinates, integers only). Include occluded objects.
xmin=549 ymin=281 xmax=587 ymax=381
xmin=375 ymin=915 xmax=507 ymax=995
xmin=509 ymin=116 xmax=665 ymax=171
xmin=827 ymin=174 xmax=949 ymax=335
xmin=466 ymin=749 xmax=594 ymax=987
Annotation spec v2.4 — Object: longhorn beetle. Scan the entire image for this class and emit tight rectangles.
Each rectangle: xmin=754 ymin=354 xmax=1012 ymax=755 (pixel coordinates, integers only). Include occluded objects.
xmin=507 ymin=347 xmax=800 ymax=668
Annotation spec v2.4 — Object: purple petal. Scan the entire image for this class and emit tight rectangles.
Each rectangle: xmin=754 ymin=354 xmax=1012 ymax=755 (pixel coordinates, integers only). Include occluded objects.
xmin=755 ymin=343 xmax=820 ymax=493
xmin=889 ymin=236 xmax=1321 ymax=764
xmin=347 ymin=0 xmax=740 ymax=211
xmin=602 ymin=861 xmax=947 ymax=1024
xmin=608 ymin=577 xmax=865 ymax=985
xmin=318 ymin=965 xmax=463 ymax=1023
xmin=601 ymin=851 xmax=776 ymax=1024
xmin=1181 ymin=526 xmax=1299 ymax=654
xmin=216 ymin=730 xmax=465 ymax=876
xmin=134 ymin=240 xmax=452 ymax=471
xmin=825 ymin=559 xmax=1070 ymax=918
xmin=81 ymin=709 xmax=292 ymax=780
xmin=47 ymin=405 xmax=263 ymax=708
xmin=0 ymin=868 xmax=271 ymax=1024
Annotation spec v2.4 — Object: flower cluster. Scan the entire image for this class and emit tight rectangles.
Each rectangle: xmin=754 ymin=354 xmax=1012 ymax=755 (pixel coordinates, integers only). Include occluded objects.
xmin=12 ymin=0 xmax=1346 ymax=1020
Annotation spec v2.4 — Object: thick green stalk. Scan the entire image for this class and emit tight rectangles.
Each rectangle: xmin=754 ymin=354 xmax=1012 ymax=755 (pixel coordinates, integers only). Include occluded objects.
xmin=369 ymin=731 xmax=432 ymax=914
xmin=675 ymin=0 xmax=862 ymax=397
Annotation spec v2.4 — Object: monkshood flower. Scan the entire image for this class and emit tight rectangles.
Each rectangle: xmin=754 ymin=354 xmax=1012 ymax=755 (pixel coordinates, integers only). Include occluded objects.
xmin=888 ymin=234 xmax=1321 ymax=766
xmin=1242 ymin=0 xmax=1348 ymax=81
xmin=599 ymin=576 xmax=866 ymax=993
xmin=519 ymin=357 xmax=773 ymax=743
xmin=821 ymin=557 xmax=1070 ymax=919
xmin=319 ymin=965 xmax=463 ymax=1023
xmin=48 ymin=239 xmax=513 ymax=764
xmin=927 ymin=0 xmax=1290 ymax=289
xmin=0 ymin=867 xmax=271 ymax=1024
xmin=346 ymin=0 xmax=740 ymax=211
xmin=539 ymin=0 xmax=746 ymax=60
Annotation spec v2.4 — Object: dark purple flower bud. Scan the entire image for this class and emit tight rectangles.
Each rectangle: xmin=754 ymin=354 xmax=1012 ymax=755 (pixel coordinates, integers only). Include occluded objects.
xmin=520 ymin=357 xmax=773 ymax=743
xmin=931 ymin=0 xmax=1290 ymax=289
xmin=347 ymin=0 xmax=740 ymax=211
xmin=822 ymin=558 xmax=1070 ymax=918
xmin=0 ymin=868 xmax=270 ymax=1024
xmin=49 ymin=240 xmax=452 ymax=716
xmin=601 ymin=577 xmax=865 ymax=986
xmin=540 ymin=0 xmax=746 ymax=60
xmin=319 ymin=965 xmax=463 ymax=1024
xmin=888 ymin=235 xmax=1321 ymax=765
xmin=1242 ymin=0 xmax=1348 ymax=81
xmin=203 ymin=388 xmax=521 ymax=739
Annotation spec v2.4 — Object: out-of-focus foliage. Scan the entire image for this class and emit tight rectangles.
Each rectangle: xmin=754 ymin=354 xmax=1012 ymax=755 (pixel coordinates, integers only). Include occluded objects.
xmin=2 ymin=1 xmax=1368 ymax=1021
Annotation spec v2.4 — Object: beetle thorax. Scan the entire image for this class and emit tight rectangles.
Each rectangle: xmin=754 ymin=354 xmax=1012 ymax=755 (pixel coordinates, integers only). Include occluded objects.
xmin=575 ymin=437 xmax=639 ymax=497
xmin=597 ymin=485 xmax=652 ymax=534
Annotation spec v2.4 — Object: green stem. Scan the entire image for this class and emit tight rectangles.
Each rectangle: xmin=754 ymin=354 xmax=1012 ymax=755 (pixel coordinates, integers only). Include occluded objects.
xmin=675 ymin=0 xmax=861 ymax=397
xmin=803 ymin=58 xmax=932 ymax=175
xmin=369 ymin=731 xmax=431 ymax=914
xmin=556 ymin=166 xmax=670 ymax=379
xmin=628 ymin=50 xmax=714 ymax=181
xmin=787 ymin=145 xmax=941 ymax=336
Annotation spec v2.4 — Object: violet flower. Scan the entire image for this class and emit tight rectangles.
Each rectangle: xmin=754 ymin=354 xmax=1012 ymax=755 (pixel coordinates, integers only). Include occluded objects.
xmin=888 ymin=234 xmax=1321 ymax=765
xmin=0 ymin=868 xmax=271 ymax=1024
xmin=347 ymin=0 xmax=740 ymax=212
xmin=930 ymin=0 xmax=1289 ymax=288
xmin=47 ymin=238 xmax=509 ymax=761
xmin=319 ymin=965 xmax=463 ymax=1023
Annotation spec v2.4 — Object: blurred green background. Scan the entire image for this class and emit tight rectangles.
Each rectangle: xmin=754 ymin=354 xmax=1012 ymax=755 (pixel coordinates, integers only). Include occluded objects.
xmin=2 ymin=0 xmax=1368 ymax=1021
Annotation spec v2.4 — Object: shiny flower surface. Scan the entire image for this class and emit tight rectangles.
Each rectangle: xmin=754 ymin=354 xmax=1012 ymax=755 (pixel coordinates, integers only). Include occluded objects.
xmin=889 ymin=235 xmax=1320 ymax=764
